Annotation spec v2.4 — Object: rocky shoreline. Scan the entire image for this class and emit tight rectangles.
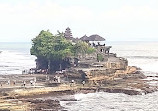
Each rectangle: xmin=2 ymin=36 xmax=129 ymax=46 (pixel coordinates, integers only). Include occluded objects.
xmin=0 ymin=70 xmax=157 ymax=111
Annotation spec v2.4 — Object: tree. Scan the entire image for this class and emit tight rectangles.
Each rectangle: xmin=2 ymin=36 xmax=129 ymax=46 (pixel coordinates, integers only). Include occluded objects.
xmin=30 ymin=30 xmax=53 ymax=58
xmin=31 ymin=30 xmax=95 ymax=73
xmin=30 ymin=30 xmax=73 ymax=73
xmin=72 ymin=41 xmax=95 ymax=58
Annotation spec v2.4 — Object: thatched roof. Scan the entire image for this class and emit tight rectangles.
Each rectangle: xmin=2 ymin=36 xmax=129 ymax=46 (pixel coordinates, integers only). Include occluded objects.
xmin=80 ymin=35 xmax=88 ymax=41
xmin=88 ymin=34 xmax=105 ymax=41
xmin=80 ymin=34 xmax=105 ymax=41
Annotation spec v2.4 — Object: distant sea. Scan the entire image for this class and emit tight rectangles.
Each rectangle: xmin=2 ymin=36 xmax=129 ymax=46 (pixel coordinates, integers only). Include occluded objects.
xmin=0 ymin=42 xmax=36 ymax=74
xmin=109 ymin=41 xmax=158 ymax=74
xmin=0 ymin=41 xmax=158 ymax=111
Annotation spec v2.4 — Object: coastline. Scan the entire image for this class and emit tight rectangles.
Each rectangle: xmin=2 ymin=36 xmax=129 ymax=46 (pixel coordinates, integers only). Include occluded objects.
xmin=0 ymin=72 xmax=157 ymax=111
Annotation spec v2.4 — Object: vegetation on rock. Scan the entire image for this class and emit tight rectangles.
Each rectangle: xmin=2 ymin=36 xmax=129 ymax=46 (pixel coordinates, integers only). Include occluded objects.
xmin=97 ymin=54 xmax=104 ymax=62
xmin=30 ymin=30 xmax=95 ymax=73
xmin=72 ymin=41 xmax=95 ymax=58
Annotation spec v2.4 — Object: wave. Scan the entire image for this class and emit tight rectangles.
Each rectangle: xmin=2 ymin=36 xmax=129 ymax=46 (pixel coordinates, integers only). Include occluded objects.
xmin=140 ymin=62 xmax=158 ymax=73
xmin=127 ymin=58 xmax=158 ymax=73
xmin=0 ymin=50 xmax=36 ymax=74
xmin=62 ymin=92 xmax=158 ymax=111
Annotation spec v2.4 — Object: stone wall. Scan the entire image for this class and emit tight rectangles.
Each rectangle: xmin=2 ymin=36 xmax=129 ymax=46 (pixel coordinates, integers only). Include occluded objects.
xmin=85 ymin=68 xmax=116 ymax=79
xmin=105 ymin=58 xmax=128 ymax=70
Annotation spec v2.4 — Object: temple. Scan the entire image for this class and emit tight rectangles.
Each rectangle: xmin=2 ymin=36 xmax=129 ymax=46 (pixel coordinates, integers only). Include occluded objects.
xmin=63 ymin=27 xmax=113 ymax=60
xmin=80 ymin=34 xmax=112 ymax=59
xmin=64 ymin=27 xmax=73 ymax=39
xmin=63 ymin=27 xmax=128 ymax=84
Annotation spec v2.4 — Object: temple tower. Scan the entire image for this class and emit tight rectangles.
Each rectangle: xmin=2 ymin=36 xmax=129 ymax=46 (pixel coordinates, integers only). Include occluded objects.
xmin=64 ymin=27 xmax=73 ymax=39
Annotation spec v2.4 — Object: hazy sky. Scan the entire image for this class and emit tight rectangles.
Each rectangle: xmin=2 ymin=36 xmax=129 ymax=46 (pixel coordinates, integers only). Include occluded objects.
xmin=0 ymin=0 xmax=158 ymax=42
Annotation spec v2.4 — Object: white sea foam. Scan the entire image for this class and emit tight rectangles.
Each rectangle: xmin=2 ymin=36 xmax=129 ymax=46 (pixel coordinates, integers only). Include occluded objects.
xmin=74 ymin=93 xmax=98 ymax=101
xmin=0 ymin=49 xmax=36 ymax=74
xmin=61 ymin=91 xmax=158 ymax=111
xmin=140 ymin=61 xmax=158 ymax=73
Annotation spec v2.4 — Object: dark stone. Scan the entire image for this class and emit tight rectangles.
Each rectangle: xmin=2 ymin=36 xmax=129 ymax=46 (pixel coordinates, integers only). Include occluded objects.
xmin=0 ymin=109 xmax=10 ymax=111
xmin=29 ymin=99 xmax=61 ymax=111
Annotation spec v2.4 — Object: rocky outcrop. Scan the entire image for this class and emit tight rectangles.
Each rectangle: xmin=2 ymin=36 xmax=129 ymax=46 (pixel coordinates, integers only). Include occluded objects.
xmin=77 ymin=87 xmax=143 ymax=95
xmin=64 ymin=64 xmax=155 ymax=96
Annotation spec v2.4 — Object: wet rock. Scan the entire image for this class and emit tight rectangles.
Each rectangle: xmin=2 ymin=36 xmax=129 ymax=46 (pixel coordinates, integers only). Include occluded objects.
xmin=101 ymin=88 xmax=142 ymax=95
xmin=28 ymin=99 xmax=62 ymax=111
xmin=77 ymin=87 xmax=97 ymax=94
xmin=0 ymin=110 xmax=10 ymax=111
xmin=61 ymin=98 xmax=77 ymax=101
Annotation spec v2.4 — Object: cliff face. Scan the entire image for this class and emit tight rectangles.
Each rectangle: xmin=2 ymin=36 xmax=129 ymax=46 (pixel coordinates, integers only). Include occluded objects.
xmin=66 ymin=55 xmax=147 ymax=89
xmin=83 ymin=63 xmax=139 ymax=82
xmin=105 ymin=58 xmax=128 ymax=70
xmin=67 ymin=57 xmax=129 ymax=80
xmin=65 ymin=59 xmax=152 ymax=95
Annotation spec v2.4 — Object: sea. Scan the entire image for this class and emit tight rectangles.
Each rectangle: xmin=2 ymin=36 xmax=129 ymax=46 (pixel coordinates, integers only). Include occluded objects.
xmin=0 ymin=41 xmax=158 ymax=111
xmin=0 ymin=42 xmax=36 ymax=74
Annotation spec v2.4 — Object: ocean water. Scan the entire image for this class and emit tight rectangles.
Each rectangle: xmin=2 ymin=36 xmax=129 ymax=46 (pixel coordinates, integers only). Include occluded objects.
xmin=110 ymin=41 xmax=158 ymax=74
xmin=60 ymin=41 xmax=158 ymax=111
xmin=61 ymin=91 xmax=158 ymax=111
xmin=0 ymin=42 xmax=36 ymax=74
xmin=0 ymin=42 xmax=158 ymax=110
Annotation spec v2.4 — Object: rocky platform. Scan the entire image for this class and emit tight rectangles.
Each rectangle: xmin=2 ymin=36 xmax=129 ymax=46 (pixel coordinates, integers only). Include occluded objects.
xmin=0 ymin=69 xmax=157 ymax=111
